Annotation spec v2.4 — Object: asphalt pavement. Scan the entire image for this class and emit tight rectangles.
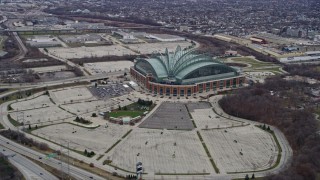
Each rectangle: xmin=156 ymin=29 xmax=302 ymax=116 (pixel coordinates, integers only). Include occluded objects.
xmin=0 ymin=136 xmax=105 ymax=180
xmin=1 ymin=145 xmax=58 ymax=180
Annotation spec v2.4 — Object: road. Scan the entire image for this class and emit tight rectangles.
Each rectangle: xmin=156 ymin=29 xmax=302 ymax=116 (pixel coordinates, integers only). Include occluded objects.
xmin=0 ymin=16 xmax=28 ymax=61
xmin=38 ymin=48 xmax=90 ymax=76
xmin=1 ymin=145 xmax=58 ymax=180
xmin=0 ymin=70 xmax=126 ymax=89
xmin=0 ymin=135 xmax=105 ymax=180
xmin=11 ymin=32 xmax=28 ymax=61
xmin=0 ymin=15 xmax=7 ymax=24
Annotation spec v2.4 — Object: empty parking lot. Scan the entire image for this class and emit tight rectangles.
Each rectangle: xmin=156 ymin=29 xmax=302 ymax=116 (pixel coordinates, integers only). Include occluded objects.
xmin=139 ymin=102 xmax=194 ymax=130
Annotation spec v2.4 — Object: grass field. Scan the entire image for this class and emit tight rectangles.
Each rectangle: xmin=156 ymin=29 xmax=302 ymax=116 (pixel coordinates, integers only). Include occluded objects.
xmin=230 ymin=57 xmax=283 ymax=74
xmin=7 ymin=114 xmax=21 ymax=127
xmin=108 ymin=102 xmax=154 ymax=118
xmin=0 ymin=92 xmax=25 ymax=105
xmin=231 ymin=57 xmax=273 ymax=68
xmin=109 ymin=111 xmax=143 ymax=118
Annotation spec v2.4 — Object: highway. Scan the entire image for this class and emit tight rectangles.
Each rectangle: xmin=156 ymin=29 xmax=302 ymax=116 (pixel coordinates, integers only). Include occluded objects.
xmin=0 ymin=15 xmax=7 ymax=24
xmin=0 ymin=135 xmax=105 ymax=180
xmin=0 ymin=70 xmax=125 ymax=89
xmin=10 ymin=31 xmax=28 ymax=61
xmin=1 ymin=145 xmax=58 ymax=180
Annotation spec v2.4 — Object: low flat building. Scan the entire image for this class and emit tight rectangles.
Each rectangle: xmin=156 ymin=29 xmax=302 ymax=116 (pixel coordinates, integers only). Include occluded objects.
xmin=225 ymin=50 xmax=238 ymax=56
xmin=112 ymin=31 xmax=136 ymax=39
xmin=26 ymin=41 xmax=61 ymax=48
xmin=0 ymin=51 xmax=8 ymax=57
xmin=279 ymin=55 xmax=320 ymax=63
xmin=282 ymin=47 xmax=299 ymax=52
xmin=305 ymin=51 xmax=320 ymax=56
xmin=60 ymin=34 xmax=103 ymax=44
xmin=26 ymin=35 xmax=61 ymax=48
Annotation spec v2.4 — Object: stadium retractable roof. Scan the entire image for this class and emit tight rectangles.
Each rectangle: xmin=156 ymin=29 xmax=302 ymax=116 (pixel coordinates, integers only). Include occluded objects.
xmin=134 ymin=46 xmax=238 ymax=84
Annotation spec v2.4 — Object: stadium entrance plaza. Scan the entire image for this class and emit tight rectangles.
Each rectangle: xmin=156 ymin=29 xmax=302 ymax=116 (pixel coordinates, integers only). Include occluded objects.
xmin=6 ymin=85 xmax=287 ymax=177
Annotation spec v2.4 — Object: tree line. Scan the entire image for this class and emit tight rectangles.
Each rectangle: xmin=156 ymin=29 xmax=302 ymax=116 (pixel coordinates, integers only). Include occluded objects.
xmin=284 ymin=64 xmax=320 ymax=80
xmin=219 ymin=76 xmax=320 ymax=180
xmin=0 ymin=129 xmax=49 ymax=151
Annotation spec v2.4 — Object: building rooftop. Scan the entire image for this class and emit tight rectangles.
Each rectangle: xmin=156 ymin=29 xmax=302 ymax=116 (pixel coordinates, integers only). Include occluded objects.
xmin=134 ymin=46 xmax=238 ymax=85
xmin=305 ymin=51 xmax=320 ymax=56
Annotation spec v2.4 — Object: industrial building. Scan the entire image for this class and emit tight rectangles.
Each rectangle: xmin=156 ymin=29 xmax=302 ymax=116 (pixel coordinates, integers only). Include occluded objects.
xmin=130 ymin=46 xmax=245 ymax=96
xmin=59 ymin=34 xmax=104 ymax=44
xmin=26 ymin=35 xmax=62 ymax=48
xmin=112 ymin=31 xmax=140 ymax=44
xmin=112 ymin=31 xmax=136 ymax=39
xmin=279 ymin=51 xmax=320 ymax=63
xmin=250 ymin=37 xmax=267 ymax=44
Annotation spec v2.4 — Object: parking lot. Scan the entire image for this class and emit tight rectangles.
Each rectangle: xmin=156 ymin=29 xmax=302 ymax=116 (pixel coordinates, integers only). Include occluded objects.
xmin=60 ymin=100 xmax=117 ymax=115
xmin=9 ymin=106 xmax=73 ymax=125
xmin=32 ymin=123 xmax=130 ymax=154
xmin=107 ymin=128 xmax=212 ymax=174
xmin=10 ymin=95 xmax=54 ymax=111
xmin=201 ymin=125 xmax=278 ymax=173
xmin=50 ymin=87 xmax=96 ymax=104
xmin=4 ymin=88 xmax=285 ymax=176
xmin=89 ymin=84 xmax=132 ymax=100
xmin=84 ymin=61 xmax=133 ymax=75
xmin=139 ymin=102 xmax=194 ymax=130
xmin=47 ymin=45 xmax=137 ymax=59
xmin=191 ymin=108 xmax=244 ymax=129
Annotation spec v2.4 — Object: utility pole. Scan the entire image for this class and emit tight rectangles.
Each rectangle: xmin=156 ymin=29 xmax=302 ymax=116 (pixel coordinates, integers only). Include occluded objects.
xmin=17 ymin=112 xmax=24 ymax=143
xmin=68 ymin=141 xmax=70 ymax=178
xmin=60 ymin=141 xmax=64 ymax=180
xmin=22 ymin=112 xmax=25 ymax=132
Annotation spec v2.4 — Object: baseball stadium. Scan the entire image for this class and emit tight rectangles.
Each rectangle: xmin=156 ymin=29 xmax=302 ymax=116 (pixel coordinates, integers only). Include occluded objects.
xmin=130 ymin=46 xmax=245 ymax=96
